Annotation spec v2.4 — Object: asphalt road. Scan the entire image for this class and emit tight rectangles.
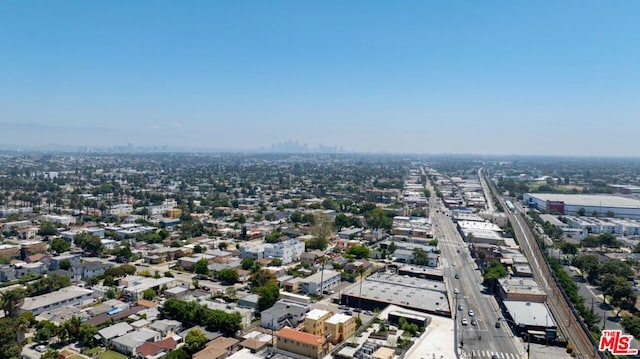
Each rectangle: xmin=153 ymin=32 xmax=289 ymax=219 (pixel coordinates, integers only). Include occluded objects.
xmin=427 ymin=189 xmax=524 ymax=359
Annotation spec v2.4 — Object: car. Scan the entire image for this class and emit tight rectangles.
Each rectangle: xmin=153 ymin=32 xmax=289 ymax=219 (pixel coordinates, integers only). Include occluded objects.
xmin=35 ymin=345 xmax=47 ymax=353
xmin=495 ymin=321 xmax=501 ymax=328
xmin=454 ymin=273 xmax=460 ymax=279
xmin=468 ymin=310 xmax=474 ymax=316
xmin=339 ymin=305 xmax=348 ymax=310
xmin=365 ymin=310 xmax=374 ymax=316
xmin=461 ymin=318 xmax=468 ymax=325
xmin=343 ymin=310 xmax=353 ymax=315
xmin=491 ymin=355 xmax=499 ymax=359
xmin=471 ymin=319 xmax=477 ymax=326
xmin=458 ymin=304 xmax=463 ymax=311
xmin=353 ymin=308 xmax=362 ymax=312
xmin=453 ymin=288 xmax=459 ymax=294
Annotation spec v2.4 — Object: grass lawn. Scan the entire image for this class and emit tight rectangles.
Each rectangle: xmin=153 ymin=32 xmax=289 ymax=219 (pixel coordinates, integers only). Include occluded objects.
xmin=97 ymin=351 xmax=126 ymax=359
xmin=81 ymin=347 xmax=103 ymax=356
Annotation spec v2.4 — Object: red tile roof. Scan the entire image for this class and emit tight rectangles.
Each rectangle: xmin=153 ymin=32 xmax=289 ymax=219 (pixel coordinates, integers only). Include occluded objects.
xmin=277 ymin=327 xmax=326 ymax=346
xmin=137 ymin=337 xmax=177 ymax=357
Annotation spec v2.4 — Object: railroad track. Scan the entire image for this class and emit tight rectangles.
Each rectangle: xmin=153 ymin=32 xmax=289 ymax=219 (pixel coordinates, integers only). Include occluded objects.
xmin=480 ymin=169 xmax=597 ymax=358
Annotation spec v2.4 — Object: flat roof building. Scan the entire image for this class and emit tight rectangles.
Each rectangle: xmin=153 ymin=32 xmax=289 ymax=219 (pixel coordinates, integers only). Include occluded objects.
xmin=524 ymin=193 xmax=640 ymax=219
xmin=20 ymin=286 xmax=95 ymax=315
xmin=341 ymin=274 xmax=450 ymax=317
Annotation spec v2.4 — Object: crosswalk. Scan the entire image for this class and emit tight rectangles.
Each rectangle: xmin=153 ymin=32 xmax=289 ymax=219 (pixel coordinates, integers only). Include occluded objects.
xmin=466 ymin=350 xmax=521 ymax=359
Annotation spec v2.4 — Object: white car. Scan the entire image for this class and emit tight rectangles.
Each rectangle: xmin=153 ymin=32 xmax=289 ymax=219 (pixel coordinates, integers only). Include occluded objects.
xmin=454 ymin=288 xmax=459 ymax=294
xmin=461 ymin=318 xmax=468 ymax=326
xmin=468 ymin=310 xmax=474 ymax=317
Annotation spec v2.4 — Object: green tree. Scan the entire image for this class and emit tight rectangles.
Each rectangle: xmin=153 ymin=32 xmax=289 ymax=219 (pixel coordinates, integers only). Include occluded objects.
xmin=269 ymin=258 xmax=283 ymax=266
xmin=49 ymin=238 xmax=70 ymax=254
xmin=571 ymin=254 xmax=601 ymax=283
xmin=38 ymin=221 xmax=58 ymax=236
xmin=143 ymin=288 xmax=156 ymax=300
xmin=59 ymin=259 xmax=71 ymax=271
xmin=601 ymin=273 xmax=637 ymax=316
xmin=411 ymin=248 xmax=432 ymax=266
xmin=74 ymin=232 xmax=104 ymax=256
xmin=165 ymin=348 xmax=189 ymax=359
xmin=250 ymin=269 xmax=276 ymax=288
xmin=194 ymin=258 xmax=210 ymax=276
xmin=41 ymin=349 xmax=60 ymax=359
xmin=184 ymin=328 xmax=208 ymax=354
xmin=482 ymin=260 xmax=508 ymax=287
xmin=559 ymin=242 xmax=578 ymax=255
xmin=193 ymin=244 xmax=204 ymax=253
xmin=217 ymin=268 xmax=239 ymax=284
xmin=257 ymin=282 xmax=280 ymax=311
xmin=364 ymin=207 xmax=392 ymax=230
xmin=347 ymin=245 xmax=370 ymax=259
xmin=388 ymin=241 xmax=397 ymax=254
xmin=78 ymin=322 xmax=98 ymax=347
xmin=241 ymin=257 xmax=255 ymax=270
xmin=105 ymin=287 xmax=117 ymax=299
xmin=0 ymin=287 xmax=26 ymax=317
xmin=335 ymin=214 xmax=352 ymax=229
xmin=35 ymin=320 xmax=58 ymax=343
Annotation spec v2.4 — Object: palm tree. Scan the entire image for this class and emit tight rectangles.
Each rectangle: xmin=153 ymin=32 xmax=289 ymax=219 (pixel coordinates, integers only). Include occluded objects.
xmin=0 ymin=287 xmax=26 ymax=318
xmin=318 ymin=254 xmax=327 ymax=296
xmin=357 ymin=265 xmax=366 ymax=318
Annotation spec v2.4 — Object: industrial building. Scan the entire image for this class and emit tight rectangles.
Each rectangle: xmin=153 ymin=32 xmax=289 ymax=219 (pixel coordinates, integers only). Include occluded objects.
xmin=523 ymin=193 xmax=640 ymax=219
xmin=340 ymin=273 xmax=450 ymax=317
xmin=502 ymin=300 xmax=557 ymax=338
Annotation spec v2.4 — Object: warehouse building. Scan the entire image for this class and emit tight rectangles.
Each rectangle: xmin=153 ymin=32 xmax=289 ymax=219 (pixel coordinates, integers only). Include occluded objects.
xmin=523 ymin=193 xmax=640 ymax=220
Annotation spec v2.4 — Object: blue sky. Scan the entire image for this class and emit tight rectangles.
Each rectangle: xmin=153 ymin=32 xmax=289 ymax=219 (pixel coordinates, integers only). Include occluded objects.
xmin=1 ymin=1 xmax=639 ymax=155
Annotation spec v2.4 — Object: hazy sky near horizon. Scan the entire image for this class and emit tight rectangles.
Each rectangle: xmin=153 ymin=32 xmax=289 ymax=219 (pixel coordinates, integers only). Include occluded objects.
xmin=1 ymin=1 xmax=639 ymax=155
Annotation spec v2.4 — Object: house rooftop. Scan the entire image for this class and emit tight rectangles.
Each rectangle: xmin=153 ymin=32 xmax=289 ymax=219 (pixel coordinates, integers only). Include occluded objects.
xmin=277 ymin=327 xmax=326 ymax=346
xmin=20 ymin=286 xmax=94 ymax=311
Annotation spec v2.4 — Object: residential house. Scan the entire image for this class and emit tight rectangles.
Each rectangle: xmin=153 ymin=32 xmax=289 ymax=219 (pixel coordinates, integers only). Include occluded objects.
xmin=20 ymin=286 xmax=95 ymax=316
xmin=276 ymin=327 xmax=328 ymax=359
xmin=261 ymin=300 xmax=310 ymax=330
xmin=300 ymin=270 xmax=341 ymax=295
xmin=73 ymin=261 xmax=113 ymax=280
xmin=149 ymin=319 xmax=182 ymax=337
xmin=111 ymin=328 xmax=161 ymax=356
xmin=136 ymin=337 xmax=178 ymax=359
xmin=49 ymin=253 xmax=81 ymax=271
xmin=98 ymin=322 xmax=135 ymax=345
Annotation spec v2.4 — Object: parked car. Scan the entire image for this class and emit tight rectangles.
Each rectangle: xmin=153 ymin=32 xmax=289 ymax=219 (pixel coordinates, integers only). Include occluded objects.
xmin=495 ymin=321 xmax=501 ymax=328
xmin=461 ymin=318 xmax=468 ymax=325
xmin=458 ymin=304 xmax=463 ymax=311
xmin=468 ymin=309 xmax=474 ymax=317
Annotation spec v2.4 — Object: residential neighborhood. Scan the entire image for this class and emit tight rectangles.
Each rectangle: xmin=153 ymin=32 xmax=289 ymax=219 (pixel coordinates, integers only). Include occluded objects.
xmin=1 ymin=153 xmax=640 ymax=359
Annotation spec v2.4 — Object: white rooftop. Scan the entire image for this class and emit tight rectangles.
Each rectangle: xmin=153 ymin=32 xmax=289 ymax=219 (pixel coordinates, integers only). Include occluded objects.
xmin=306 ymin=308 xmax=331 ymax=321
xmin=325 ymin=313 xmax=352 ymax=324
